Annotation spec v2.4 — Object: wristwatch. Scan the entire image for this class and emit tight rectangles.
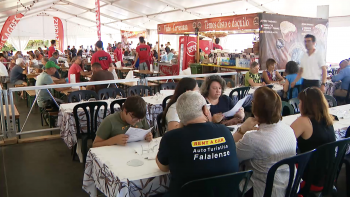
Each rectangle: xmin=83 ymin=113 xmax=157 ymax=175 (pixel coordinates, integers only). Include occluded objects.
xmin=321 ymin=83 xmax=326 ymax=86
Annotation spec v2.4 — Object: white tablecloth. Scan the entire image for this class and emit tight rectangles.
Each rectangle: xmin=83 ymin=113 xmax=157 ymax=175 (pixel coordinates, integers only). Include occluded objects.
xmin=83 ymin=139 xmax=170 ymax=197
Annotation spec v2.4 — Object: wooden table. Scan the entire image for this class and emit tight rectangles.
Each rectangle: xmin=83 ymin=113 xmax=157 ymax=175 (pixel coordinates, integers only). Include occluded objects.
xmin=25 ymin=90 xmax=37 ymax=108
xmin=60 ymin=87 xmax=86 ymax=96
xmin=201 ymin=64 xmax=250 ymax=73
xmin=119 ymin=82 xmax=159 ymax=87
xmin=133 ymin=70 xmax=160 ymax=75
xmin=116 ymin=67 xmax=134 ymax=79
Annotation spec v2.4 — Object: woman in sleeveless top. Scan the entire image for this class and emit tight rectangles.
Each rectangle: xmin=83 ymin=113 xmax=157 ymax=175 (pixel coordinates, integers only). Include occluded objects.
xmin=262 ymin=58 xmax=283 ymax=84
xmin=291 ymin=87 xmax=335 ymax=186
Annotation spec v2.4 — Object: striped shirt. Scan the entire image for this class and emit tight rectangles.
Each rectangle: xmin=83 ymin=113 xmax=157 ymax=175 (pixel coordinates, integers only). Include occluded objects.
xmin=236 ymin=121 xmax=296 ymax=197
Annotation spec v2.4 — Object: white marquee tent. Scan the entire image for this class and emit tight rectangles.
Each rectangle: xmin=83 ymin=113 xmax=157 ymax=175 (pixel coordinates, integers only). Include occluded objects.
xmin=0 ymin=0 xmax=349 ymax=62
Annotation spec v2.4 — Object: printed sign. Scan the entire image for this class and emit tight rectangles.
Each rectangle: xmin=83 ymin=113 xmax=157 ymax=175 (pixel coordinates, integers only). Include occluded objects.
xmin=53 ymin=17 xmax=64 ymax=52
xmin=0 ymin=13 xmax=23 ymax=50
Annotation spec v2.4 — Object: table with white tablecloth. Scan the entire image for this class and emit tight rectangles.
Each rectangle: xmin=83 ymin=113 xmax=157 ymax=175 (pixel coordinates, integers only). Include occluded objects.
xmin=82 ymin=139 xmax=170 ymax=197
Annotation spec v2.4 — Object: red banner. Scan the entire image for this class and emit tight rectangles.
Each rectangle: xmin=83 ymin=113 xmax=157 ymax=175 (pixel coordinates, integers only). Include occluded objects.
xmin=157 ymin=20 xmax=197 ymax=34
xmin=0 ymin=13 xmax=24 ymax=50
xmin=95 ymin=0 xmax=101 ymax=40
xmin=53 ymin=17 xmax=64 ymax=52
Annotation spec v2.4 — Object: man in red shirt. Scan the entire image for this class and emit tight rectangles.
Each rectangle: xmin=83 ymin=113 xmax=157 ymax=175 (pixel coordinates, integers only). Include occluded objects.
xmin=212 ymin=38 xmax=223 ymax=50
xmin=48 ymin=40 xmax=56 ymax=58
xmin=91 ymin=40 xmax=114 ymax=71
xmin=68 ymin=56 xmax=92 ymax=83
xmin=132 ymin=36 xmax=150 ymax=70
xmin=113 ymin=42 xmax=124 ymax=66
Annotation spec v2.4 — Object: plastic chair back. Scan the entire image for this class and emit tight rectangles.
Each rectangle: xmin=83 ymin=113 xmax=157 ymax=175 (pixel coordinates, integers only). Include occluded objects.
xmin=229 ymin=87 xmax=250 ymax=100
xmin=281 ymin=101 xmax=295 ymax=116
xmin=110 ymin=98 xmax=127 ymax=114
xmin=98 ymin=88 xmax=125 ymax=100
xmin=160 ymin=82 xmax=177 ymax=90
xmin=288 ymin=98 xmax=300 ymax=114
xmin=288 ymin=85 xmax=301 ymax=100
xmin=162 ymin=95 xmax=172 ymax=109
xmin=68 ymin=90 xmax=98 ymax=103
xmin=264 ymin=150 xmax=314 ymax=197
xmin=324 ymin=94 xmax=337 ymax=107
xmin=128 ymin=85 xmax=153 ymax=96
xmin=196 ymin=80 xmax=203 ymax=88
xmin=300 ymin=138 xmax=350 ymax=196
xmin=181 ymin=170 xmax=253 ymax=197
xmin=156 ymin=112 xmax=165 ymax=137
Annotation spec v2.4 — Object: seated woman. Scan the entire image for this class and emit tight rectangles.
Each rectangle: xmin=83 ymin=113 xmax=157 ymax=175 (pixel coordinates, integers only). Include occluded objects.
xmin=291 ymin=87 xmax=335 ymax=187
xmin=262 ymin=58 xmax=283 ymax=84
xmin=201 ymin=75 xmax=245 ymax=125
xmin=245 ymin=62 xmax=264 ymax=87
xmin=162 ymin=78 xmax=198 ymax=131
xmin=233 ymin=87 xmax=296 ymax=197
xmin=283 ymin=61 xmax=303 ymax=99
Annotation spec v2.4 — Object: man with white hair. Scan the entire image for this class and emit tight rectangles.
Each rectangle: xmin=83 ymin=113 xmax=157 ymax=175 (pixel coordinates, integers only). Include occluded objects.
xmin=156 ymin=91 xmax=239 ymax=197
xmin=332 ymin=59 xmax=350 ymax=97
xmin=10 ymin=58 xmax=27 ymax=86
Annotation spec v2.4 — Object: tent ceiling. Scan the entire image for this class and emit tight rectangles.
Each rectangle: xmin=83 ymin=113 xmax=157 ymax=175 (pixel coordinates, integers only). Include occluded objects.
xmin=0 ymin=0 xmax=349 ymax=31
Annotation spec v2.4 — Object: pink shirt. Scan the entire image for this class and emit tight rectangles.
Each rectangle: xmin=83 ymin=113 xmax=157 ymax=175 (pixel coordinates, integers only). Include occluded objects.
xmin=68 ymin=63 xmax=82 ymax=83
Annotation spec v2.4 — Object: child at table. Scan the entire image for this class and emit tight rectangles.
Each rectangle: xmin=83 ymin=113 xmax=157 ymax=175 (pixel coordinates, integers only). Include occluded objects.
xmin=93 ymin=96 xmax=152 ymax=147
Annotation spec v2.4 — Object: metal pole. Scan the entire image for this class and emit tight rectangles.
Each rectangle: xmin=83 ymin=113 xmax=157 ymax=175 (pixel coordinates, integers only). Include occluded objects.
xmin=157 ymin=34 xmax=160 ymax=62
xmin=0 ymin=89 xmax=5 ymax=136
xmin=20 ymin=90 xmax=40 ymax=133
xmin=9 ymin=89 xmax=16 ymax=138
xmin=196 ymin=32 xmax=200 ymax=63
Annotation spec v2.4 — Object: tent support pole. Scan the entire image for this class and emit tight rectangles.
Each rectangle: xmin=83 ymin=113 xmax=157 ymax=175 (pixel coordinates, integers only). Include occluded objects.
xmin=197 ymin=32 xmax=200 ymax=63
xmin=157 ymin=34 xmax=160 ymax=61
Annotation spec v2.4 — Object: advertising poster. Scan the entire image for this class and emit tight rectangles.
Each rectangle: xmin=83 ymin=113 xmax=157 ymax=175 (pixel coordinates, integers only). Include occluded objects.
xmin=259 ymin=13 xmax=328 ymax=69
xmin=53 ymin=17 xmax=64 ymax=52
xmin=0 ymin=13 xmax=24 ymax=50
xmin=121 ymin=30 xmax=146 ymax=49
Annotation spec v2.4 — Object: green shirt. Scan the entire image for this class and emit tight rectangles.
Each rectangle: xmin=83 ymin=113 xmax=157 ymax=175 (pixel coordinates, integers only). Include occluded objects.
xmin=96 ymin=111 xmax=150 ymax=140
xmin=245 ymin=71 xmax=261 ymax=86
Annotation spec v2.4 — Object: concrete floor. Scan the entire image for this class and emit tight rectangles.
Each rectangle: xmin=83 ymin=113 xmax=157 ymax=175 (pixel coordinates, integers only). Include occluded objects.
xmin=0 ymin=95 xmax=348 ymax=197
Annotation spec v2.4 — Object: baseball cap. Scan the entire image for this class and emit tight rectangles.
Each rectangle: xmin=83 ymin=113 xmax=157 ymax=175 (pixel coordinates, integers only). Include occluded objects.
xmin=45 ymin=61 xmax=60 ymax=69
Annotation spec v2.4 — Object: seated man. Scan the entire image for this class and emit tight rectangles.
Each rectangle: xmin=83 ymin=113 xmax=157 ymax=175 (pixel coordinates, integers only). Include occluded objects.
xmin=10 ymin=58 xmax=27 ymax=86
xmin=36 ymin=61 xmax=70 ymax=110
xmin=332 ymin=59 xmax=350 ymax=97
xmin=49 ymin=51 xmax=61 ymax=79
xmin=93 ymin=96 xmax=152 ymax=147
xmin=156 ymin=91 xmax=239 ymax=197
xmin=68 ymin=56 xmax=91 ymax=83
xmin=86 ymin=62 xmax=114 ymax=93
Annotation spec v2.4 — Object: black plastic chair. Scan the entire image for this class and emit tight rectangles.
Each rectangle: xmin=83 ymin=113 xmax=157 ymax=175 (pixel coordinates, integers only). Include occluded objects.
xmin=299 ymin=138 xmax=350 ymax=197
xmin=288 ymin=98 xmax=300 ymax=114
xmin=128 ymin=85 xmax=153 ymax=96
xmin=110 ymin=98 xmax=127 ymax=114
xmin=68 ymin=90 xmax=98 ymax=103
xmin=160 ymin=82 xmax=177 ymax=90
xmin=181 ymin=170 xmax=253 ymax=197
xmin=288 ymin=85 xmax=301 ymax=100
xmin=162 ymin=95 xmax=172 ymax=109
xmin=72 ymin=101 xmax=107 ymax=164
xmin=263 ymin=150 xmax=314 ymax=197
xmin=98 ymin=88 xmax=126 ymax=100
xmin=324 ymin=94 xmax=337 ymax=107
xmin=281 ymin=101 xmax=295 ymax=116
xmin=196 ymin=80 xmax=203 ymax=88
xmin=334 ymin=84 xmax=350 ymax=104
xmin=229 ymin=87 xmax=250 ymax=100
xmin=156 ymin=112 xmax=165 ymax=137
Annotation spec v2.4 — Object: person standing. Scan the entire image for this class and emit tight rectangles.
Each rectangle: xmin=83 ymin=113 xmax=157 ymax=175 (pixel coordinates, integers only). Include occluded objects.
xmin=291 ymin=34 xmax=327 ymax=92
xmin=213 ymin=38 xmax=223 ymax=50
xmin=71 ymin=46 xmax=77 ymax=57
xmin=113 ymin=42 xmax=124 ymax=66
xmin=48 ymin=40 xmax=56 ymax=58
xmin=132 ymin=36 xmax=151 ymax=70
xmin=91 ymin=40 xmax=114 ymax=71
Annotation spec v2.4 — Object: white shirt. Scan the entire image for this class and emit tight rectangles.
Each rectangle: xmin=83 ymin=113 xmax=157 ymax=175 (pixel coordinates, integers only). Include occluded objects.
xmin=300 ymin=49 xmax=326 ymax=80
xmin=165 ymin=102 xmax=180 ymax=125
xmin=236 ymin=121 xmax=297 ymax=197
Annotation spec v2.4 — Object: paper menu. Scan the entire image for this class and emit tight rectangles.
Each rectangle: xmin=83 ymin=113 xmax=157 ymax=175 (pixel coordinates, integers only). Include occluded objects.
xmin=223 ymin=96 xmax=248 ymax=117
xmin=125 ymin=127 xmax=153 ymax=142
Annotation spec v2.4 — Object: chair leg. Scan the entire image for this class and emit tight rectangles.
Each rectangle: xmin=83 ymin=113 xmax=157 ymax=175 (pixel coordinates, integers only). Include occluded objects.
xmin=81 ymin=137 xmax=88 ymax=165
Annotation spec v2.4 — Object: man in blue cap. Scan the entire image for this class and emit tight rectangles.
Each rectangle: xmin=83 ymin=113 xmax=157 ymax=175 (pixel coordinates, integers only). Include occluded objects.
xmin=35 ymin=61 xmax=70 ymax=110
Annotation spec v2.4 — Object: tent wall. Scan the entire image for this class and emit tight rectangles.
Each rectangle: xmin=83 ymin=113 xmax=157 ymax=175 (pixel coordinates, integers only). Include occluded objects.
xmin=326 ymin=16 xmax=350 ymax=63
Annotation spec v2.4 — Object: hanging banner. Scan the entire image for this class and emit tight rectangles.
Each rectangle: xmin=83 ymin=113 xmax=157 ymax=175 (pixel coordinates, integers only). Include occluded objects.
xmin=53 ymin=17 xmax=64 ymax=52
xmin=259 ymin=13 xmax=328 ymax=69
xmin=197 ymin=14 xmax=259 ymax=32
xmin=157 ymin=20 xmax=197 ymax=34
xmin=95 ymin=0 xmax=101 ymax=40
xmin=0 ymin=13 xmax=24 ymax=50
xmin=121 ymin=30 xmax=146 ymax=48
